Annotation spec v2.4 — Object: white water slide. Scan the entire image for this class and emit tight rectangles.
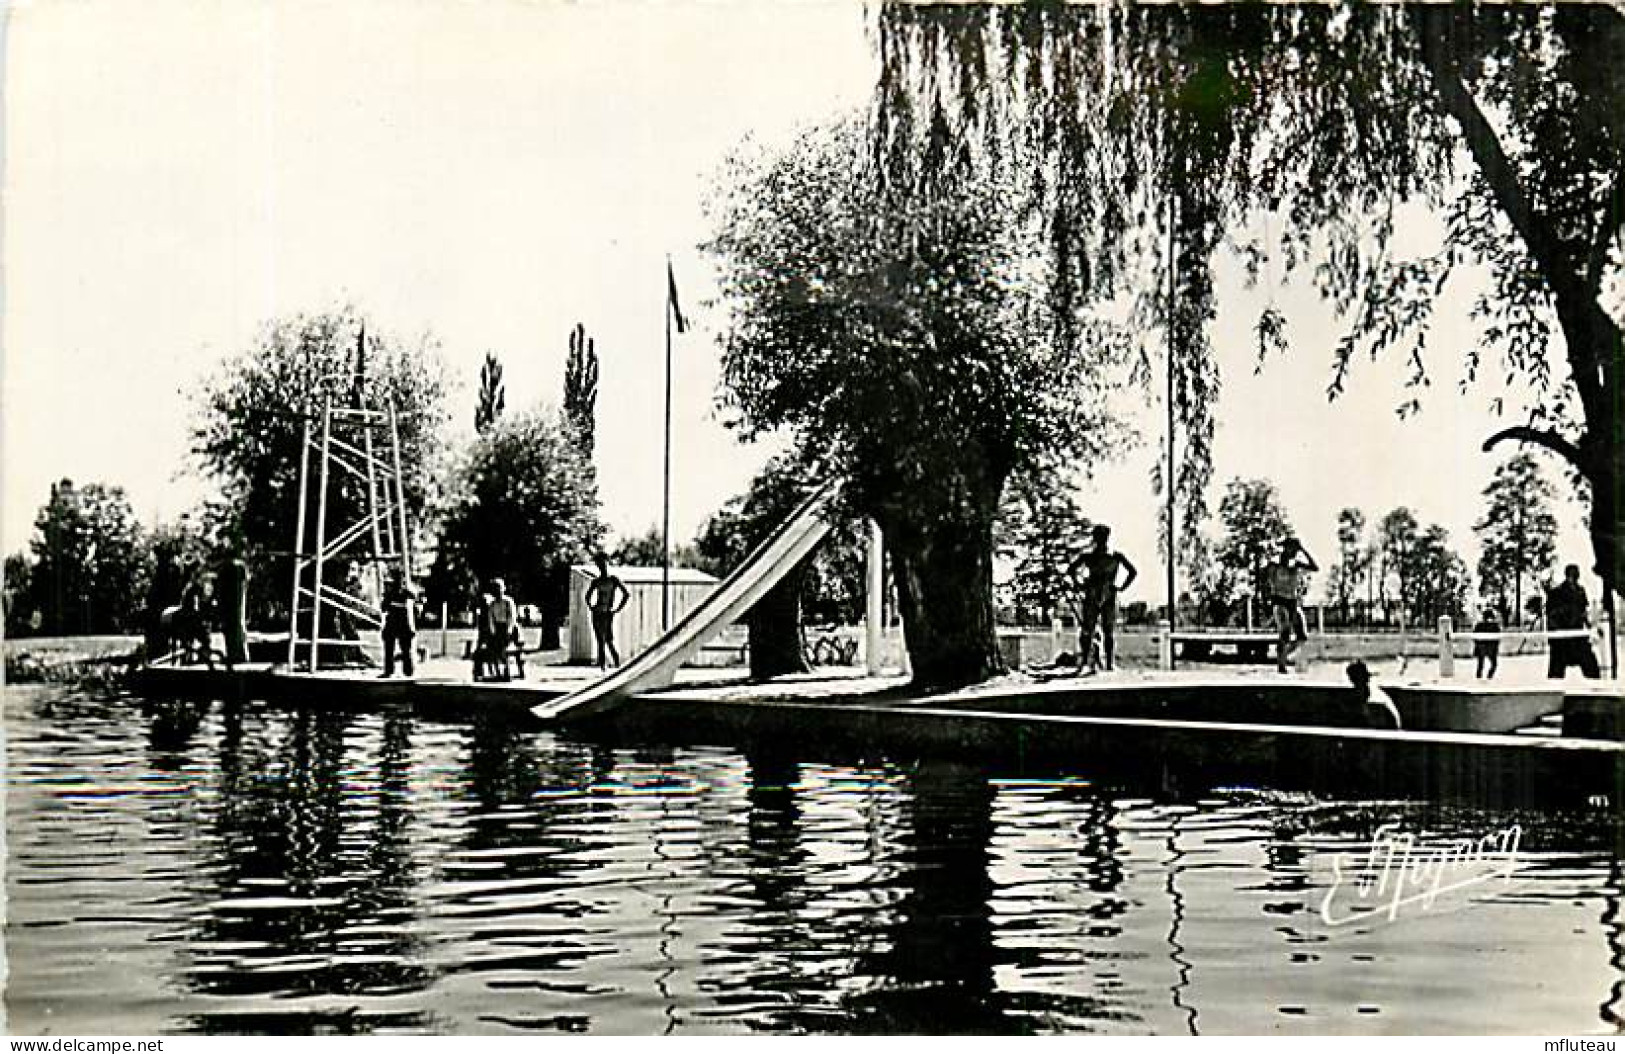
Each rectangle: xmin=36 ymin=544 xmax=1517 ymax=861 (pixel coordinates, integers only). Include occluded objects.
xmin=531 ymin=481 xmax=839 ymax=724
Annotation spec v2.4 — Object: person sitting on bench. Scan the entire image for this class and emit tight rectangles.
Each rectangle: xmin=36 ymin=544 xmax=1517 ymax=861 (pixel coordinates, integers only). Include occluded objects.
xmin=484 ymin=579 xmax=519 ymax=681
xmin=164 ymin=582 xmax=214 ymax=668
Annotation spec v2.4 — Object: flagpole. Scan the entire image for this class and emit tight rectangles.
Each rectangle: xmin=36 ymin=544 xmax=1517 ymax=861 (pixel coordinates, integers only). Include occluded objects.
xmin=662 ymin=256 xmax=673 ymax=632
xmin=1165 ymin=171 xmax=1178 ymax=666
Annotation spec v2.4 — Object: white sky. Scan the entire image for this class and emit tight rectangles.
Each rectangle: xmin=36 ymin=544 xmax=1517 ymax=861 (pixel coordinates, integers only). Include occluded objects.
xmin=1 ymin=0 xmax=1592 ymax=605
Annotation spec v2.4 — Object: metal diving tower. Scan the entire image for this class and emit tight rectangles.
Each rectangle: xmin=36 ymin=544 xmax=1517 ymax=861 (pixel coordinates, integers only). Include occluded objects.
xmin=285 ymin=327 xmax=413 ymax=672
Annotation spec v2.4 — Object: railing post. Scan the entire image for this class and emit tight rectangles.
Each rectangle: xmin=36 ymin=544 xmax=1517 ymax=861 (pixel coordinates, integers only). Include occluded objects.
xmin=1601 ymin=610 xmax=1617 ymax=680
xmin=1245 ymin=596 xmax=1254 ymax=633
xmin=310 ymin=401 xmax=333 ymax=673
xmin=1438 ymin=615 xmax=1454 ymax=679
xmin=287 ymin=416 xmax=311 ymax=670
xmin=1156 ymin=619 xmax=1173 ymax=672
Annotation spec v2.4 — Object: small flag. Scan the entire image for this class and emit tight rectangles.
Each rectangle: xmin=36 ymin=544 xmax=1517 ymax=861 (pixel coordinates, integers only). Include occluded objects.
xmin=667 ymin=260 xmax=689 ymax=334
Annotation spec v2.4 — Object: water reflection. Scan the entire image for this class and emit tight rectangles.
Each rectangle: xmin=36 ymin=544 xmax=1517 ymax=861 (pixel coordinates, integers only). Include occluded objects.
xmin=5 ymin=686 xmax=1622 ymax=1036
xmin=743 ymin=749 xmax=806 ymax=910
xmin=443 ymin=714 xmax=617 ymax=1028
xmin=140 ymin=698 xmax=208 ymax=769
xmin=1602 ymin=855 xmax=1625 ymax=1030
xmin=1164 ymin=810 xmax=1200 ymax=1036
xmin=845 ymin=761 xmax=1001 ymax=1032
xmin=181 ymin=703 xmax=432 ymax=1033
xmin=727 ymin=749 xmax=833 ymax=1032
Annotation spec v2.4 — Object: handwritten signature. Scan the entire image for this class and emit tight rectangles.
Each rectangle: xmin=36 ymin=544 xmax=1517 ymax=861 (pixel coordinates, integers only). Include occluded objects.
xmin=1320 ymin=822 xmax=1522 ymax=928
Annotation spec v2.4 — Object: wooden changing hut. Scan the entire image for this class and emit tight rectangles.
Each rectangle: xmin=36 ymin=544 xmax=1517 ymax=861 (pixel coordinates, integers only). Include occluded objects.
xmin=568 ymin=564 xmax=719 ymax=663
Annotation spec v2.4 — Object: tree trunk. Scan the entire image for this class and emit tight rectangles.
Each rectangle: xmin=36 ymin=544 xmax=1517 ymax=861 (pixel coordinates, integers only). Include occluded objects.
xmin=539 ymin=562 xmax=569 ymax=650
xmin=747 ymin=567 xmax=811 ymax=680
xmin=1419 ymin=7 xmax=1621 ymax=602
xmin=878 ymin=489 xmax=1005 ymax=690
xmin=1587 ymin=432 xmax=1621 ymax=602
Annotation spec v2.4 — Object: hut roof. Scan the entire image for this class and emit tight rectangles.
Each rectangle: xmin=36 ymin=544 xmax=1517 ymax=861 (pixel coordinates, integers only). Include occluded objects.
xmin=571 ymin=564 xmax=718 ymax=585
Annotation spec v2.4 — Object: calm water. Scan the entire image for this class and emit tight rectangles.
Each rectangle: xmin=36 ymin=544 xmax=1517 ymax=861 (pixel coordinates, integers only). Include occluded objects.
xmin=5 ymin=684 xmax=1623 ymax=1035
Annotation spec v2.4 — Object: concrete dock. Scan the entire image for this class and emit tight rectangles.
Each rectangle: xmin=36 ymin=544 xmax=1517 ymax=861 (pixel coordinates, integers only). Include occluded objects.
xmin=127 ymin=658 xmax=1623 ymax=808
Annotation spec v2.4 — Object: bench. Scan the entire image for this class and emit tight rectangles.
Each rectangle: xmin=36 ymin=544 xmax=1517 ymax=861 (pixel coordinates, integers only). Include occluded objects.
xmin=692 ymin=639 xmax=751 ymax=667
xmin=1173 ymin=631 xmax=1278 ymax=662
xmin=462 ymin=638 xmax=534 ymax=680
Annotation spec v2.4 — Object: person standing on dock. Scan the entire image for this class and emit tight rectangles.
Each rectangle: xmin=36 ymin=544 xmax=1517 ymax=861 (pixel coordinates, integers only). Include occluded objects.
xmin=1545 ymin=564 xmax=1600 ymax=679
xmin=216 ymin=555 xmax=249 ymax=669
xmin=486 ymin=579 xmax=518 ymax=681
xmin=585 ymin=554 xmax=630 ymax=670
xmin=1068 ymin=525 xmax=1137 ymax=674
xmin=380 ymin=572 xmax=418 ymax=678
xmin=1267 ymin=538 xmax=1319 ymax=673
xmin=144 ymin=547 xmax=180 ymax=661
xmin=1473 ymin=606 xmax=1501 ymax=680
xmin=471 ymin=590 xmax=495 ymax=681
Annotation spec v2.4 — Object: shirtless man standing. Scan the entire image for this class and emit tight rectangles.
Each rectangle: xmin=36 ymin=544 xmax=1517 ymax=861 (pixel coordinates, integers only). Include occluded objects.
xmin=1069 ymin=525 xmax=1138 ymax=674
xmin=585 ymin=554 xmax=631 ymax=670
xmin=1267 ymin=538 xmax=1319 ymax=673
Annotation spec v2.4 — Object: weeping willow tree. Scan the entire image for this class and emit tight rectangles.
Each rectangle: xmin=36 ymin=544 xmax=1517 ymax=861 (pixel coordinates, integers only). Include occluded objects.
xmin=873 ymin=3 xmax=1623 ymax=610
xmin=709 ymin=121 xmax=1126 ymax=687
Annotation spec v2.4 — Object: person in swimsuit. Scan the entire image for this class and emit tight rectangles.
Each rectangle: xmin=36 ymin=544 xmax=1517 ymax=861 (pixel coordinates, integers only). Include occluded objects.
xmin=584 ymin=554 xmax=630 ymax=670
xmin=1267 ymin=538 xmax=1319 ymax=673
xmin=1346 ymin=659 xmax=1402 ymax=730
xmin=1068 ymin=525 xmax=1137 ymax=674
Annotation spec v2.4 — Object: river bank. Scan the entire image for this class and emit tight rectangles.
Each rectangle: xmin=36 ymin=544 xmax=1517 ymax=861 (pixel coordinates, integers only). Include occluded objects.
xmin=3 ymin=634 xmax=143 ymax=689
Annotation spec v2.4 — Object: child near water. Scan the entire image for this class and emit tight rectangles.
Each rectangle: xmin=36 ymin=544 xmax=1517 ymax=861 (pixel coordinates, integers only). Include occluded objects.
xmin=471 ymin=592 xmax=494 ymax=681
xmin=1473 ymin=607 xmax=1501 ymax=680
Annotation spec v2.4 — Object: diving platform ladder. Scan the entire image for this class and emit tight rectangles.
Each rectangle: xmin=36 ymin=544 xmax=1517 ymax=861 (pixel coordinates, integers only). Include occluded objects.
xmin=285 ymin=336 xmax=413 ymax=672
